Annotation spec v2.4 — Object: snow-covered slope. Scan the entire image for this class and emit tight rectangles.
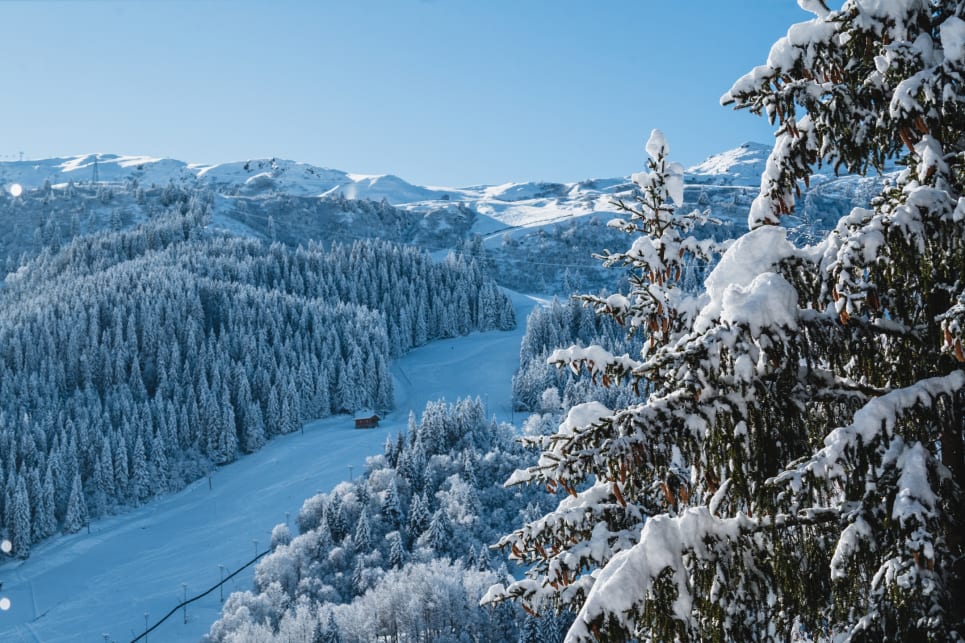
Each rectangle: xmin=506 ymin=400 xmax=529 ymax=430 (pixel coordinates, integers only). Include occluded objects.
xmin=0 ymin=142 xmax=885 ymax=227
xmin=0 ymin=144 xmax=895 ymax=296
xmin=324 ymin=173 xmax=446 ymax=203
xmin=195 ymin=159 xmax=351 ymax=196
xmin=0 ymin=291 xmax=541 ymax=643
xmin=685 ymin=142 xmax=771 ymax=186
xmin=0 ymin=154 xmax=191 ymax=188
xmin=0 ymin=154 xmax=429 ymax=203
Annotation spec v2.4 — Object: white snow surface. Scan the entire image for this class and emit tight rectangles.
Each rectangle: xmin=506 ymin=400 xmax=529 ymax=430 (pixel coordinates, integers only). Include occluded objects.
xmin=0 ymin=141 xmax=881 ymax=246
xmin=797 ymin=0 xmax=831 ymax=17
xmin=0 ymin=290 xmax=540 ymax=643
xmin=830 ymin=516 xmax=874 ymax=580
xmin=684 ymin=142 xmax=773 ymax=187
xmin=892 ymin=441 xmax=937 ymax=525
xmin=696 ymin=225 xmax=798 ymax=332
xmin=326 ymin=174 xmax=444 ymax=203
xmin=558 ymin=401 xmax=612 ymax=439
xmin=632 ymin=129 xmax=685 ymax=207
xmin=941 ymin=16 xmax=965 ymax=63
xmin=720 ymin=272 xmax=799 ymax=335
xmin=645 ymin=129 xmax=669 ymax=161
xmin=0 ymin=142 xmax=760 ymax=233
xmin=568 ymin=507 xmax=751 ymax=641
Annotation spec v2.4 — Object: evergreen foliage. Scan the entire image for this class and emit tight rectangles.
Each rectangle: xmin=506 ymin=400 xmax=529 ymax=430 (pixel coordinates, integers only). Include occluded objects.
xmin=0 ymin=206 xmax=513 ymax=555
xmin=208 ymin=398 xmax=567 ymax=642
xmin=492 ymin=3 xmax=965 ymax=640
xmin=512 ymin=297 xmax=642 ymax=412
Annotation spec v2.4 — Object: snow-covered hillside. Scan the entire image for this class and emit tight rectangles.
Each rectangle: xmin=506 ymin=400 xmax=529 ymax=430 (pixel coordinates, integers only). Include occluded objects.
xmin=684 ymin=142 xmax=773 ymax=186
xmin=0 ymin=143 xmax=914 ymax=642
xmin=0 ymin=154 xmax=355 ymax=198
xmin=0 ymin=291 xmax=540 ymax=643
xmin=0 ymin=143 xmax=893 ymax=296
xmin=0 ymin=141 xmax=882 ymax=226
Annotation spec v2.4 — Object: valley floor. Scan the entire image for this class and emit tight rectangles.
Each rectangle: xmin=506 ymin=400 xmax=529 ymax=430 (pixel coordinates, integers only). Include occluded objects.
xmin=0 ymin=290 xmax=541 ymax=643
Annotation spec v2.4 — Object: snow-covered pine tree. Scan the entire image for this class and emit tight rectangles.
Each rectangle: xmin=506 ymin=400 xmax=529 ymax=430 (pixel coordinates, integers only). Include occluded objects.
xmin=328 ymin=495 xmax=348 ymax=543
xmin=388 ymin=530 xmax=406 ymax=570
xmin=720 ymin=2 xmax=965 ymax=639
xmin=491 ymin=3 xmax=965 ymax=641
xmin=477 ymin=543 xmax=490 ymax=572
xmin=34 ymin=468 xmax=56 ymax=541
xmin=11 ymin=474 xmax=30 ymax=558
xmin=131 ymin=433 xmax=150 ymax=503
xmin=63 ymin=473 xmax=88 ymax=534
xmin=351 ymin=557 xmax=366 ymax=596
xmin=421 ymin=509 xmax=450 ymax=551
xmin=353 ymin=509 xmax=371 ymax=552
xmin=407 ymin=492 xmax=430 ymax=546
xmin=381 ymin=479 xmax=404 ymax=532
xmin=322 ymin=610 xmax=341 ymax=643
xmin=582 ymin=130 xmax=719 ymax=356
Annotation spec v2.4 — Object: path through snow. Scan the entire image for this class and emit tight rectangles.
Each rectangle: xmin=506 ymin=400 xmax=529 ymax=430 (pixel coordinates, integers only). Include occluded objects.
xmin=0 ymin=291 xmax=542 ymax=642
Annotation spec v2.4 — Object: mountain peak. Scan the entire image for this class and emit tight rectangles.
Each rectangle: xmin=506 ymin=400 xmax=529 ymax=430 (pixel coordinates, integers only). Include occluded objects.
xmin=686 ymin=142 xmax=772 ymax=186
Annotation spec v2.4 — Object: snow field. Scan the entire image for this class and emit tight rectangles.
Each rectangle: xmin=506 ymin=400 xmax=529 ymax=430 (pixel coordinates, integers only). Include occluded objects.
xmin=0 ymin=290 xmax=539 ymax=642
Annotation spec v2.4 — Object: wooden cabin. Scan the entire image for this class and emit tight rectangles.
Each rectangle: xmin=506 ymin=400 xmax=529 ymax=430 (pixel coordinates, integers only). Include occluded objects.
xmin=354 ymin=410 xmax=380 ymax=429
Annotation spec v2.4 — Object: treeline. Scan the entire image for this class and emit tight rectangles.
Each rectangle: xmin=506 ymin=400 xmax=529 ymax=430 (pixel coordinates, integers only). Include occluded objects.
xmin=207 ymin=397 xmax=570 ymax=643
xmin=1 ymin=177 xmax=479 ymax=273
xmin=512 ymin=297 xmax=639 ymax=412
xmin=0 ymin=208 xmax=515 ymax=558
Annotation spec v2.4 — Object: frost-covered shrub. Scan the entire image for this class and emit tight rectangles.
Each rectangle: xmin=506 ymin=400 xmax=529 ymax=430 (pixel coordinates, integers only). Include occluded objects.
xmin=207 ymin=398 xmax=563 ymax=642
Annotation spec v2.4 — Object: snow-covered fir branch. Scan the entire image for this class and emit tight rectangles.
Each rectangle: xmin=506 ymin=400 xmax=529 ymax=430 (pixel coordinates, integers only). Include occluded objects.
xmin=494 ymin=3 xmax=965 ymax=639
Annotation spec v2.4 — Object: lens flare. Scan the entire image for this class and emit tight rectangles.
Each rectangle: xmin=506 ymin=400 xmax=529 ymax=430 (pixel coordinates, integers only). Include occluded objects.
xmin=0 ymin=540 xmax=11 ymax=610
xmin=8 ymin=184 xmax=22 ymax=197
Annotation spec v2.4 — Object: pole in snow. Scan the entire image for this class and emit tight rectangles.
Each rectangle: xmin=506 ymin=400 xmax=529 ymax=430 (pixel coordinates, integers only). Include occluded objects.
xmin=182 ymin=584 xmax=187 ymax=624
xmin=253 ymin=539 xmax=258 ymax=558
xmin=219 ymin=565 xmax=225 ymax=602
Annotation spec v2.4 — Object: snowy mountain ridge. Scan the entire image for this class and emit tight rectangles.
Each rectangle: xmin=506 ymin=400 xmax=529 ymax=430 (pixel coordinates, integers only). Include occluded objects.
xmin=0 ymin=143 xmax=778 ymax=218
xmin=1 ymin=141 xmax=885 ymax=233
xmin=0 ymin=143 xmax=893 ymax=296
xmin=1 ymin=145 xmax=776 ymax=194
xmin=685 ymin=142 xmax=773 ymax=186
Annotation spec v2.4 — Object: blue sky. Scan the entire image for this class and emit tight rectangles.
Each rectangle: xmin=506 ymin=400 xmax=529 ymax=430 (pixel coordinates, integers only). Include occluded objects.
xmin=0 ymin=1 xmax=806 ymax=186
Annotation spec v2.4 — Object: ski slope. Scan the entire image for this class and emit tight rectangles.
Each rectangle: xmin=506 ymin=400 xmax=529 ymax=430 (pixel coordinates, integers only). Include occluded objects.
xmin=0 ymin=291 xmax=542 ymax=643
